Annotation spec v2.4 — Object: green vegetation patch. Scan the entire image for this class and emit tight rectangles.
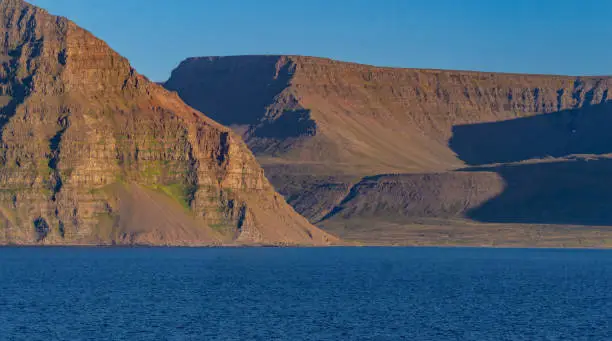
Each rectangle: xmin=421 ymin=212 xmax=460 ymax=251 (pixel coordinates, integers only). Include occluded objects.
xmin=149 ymin=183 xmax=195 ymax=211
xmin=141 ymin=161 xmax=163 ymax=180
xmin=37 ymin=159 xmax=53 ymax=178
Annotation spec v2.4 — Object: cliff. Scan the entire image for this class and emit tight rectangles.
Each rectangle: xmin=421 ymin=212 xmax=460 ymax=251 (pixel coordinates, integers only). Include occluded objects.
xmin=165 ymin=55 xmax=612 ymax=246
xmin=165 ymin=55 xmax=612 ymax=173
xmin=0 ymin=2 xmax=336 ymax=246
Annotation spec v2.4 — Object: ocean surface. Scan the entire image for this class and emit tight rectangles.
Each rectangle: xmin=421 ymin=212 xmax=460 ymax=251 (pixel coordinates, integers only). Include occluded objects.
xmin=1 ymin=247 xmax=611 ymax=341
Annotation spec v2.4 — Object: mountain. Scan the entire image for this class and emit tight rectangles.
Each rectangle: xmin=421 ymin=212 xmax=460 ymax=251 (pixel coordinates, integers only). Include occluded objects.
xmin=0 ymin=2 xmax=336 ymax=246
xmin=165 ymin=55 xmax=612 ymax=247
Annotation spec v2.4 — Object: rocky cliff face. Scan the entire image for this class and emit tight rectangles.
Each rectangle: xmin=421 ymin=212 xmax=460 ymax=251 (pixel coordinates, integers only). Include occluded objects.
xmin=0 ymin=1 xmax=336 ymax=246
xmin=165 ymin=55 xmax=612 ymax=174
xmin=165 ymin=55 xmax=612 ymax=246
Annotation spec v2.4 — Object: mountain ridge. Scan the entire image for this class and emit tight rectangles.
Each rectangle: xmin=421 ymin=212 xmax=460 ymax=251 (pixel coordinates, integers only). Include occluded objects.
xmin=165 ymin=54 xmax=612 ymax=247
xmin=176 ymin=55 xmax=612 ymax=78
xmin=165 ymin=54 xmax=612 ymax=174
xmin=0 ymin=0 xmax=337 ymax=246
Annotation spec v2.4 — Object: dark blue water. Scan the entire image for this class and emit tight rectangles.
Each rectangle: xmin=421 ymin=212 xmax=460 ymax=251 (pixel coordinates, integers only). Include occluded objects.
xmin=1 ymin=247 xmax=611 ymax=340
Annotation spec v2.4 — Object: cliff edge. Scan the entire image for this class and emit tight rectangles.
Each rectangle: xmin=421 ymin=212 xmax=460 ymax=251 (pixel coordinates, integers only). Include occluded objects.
xmin=0 ymin=2 xmax=336 ymax=246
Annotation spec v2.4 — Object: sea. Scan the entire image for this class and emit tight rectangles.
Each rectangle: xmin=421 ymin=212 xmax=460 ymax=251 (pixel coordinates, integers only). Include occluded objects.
xmin=1 ymin=247 xmax=611 ymax=340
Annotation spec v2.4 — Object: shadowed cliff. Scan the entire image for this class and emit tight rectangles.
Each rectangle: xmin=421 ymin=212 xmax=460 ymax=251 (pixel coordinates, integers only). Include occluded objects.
xmin=166 ymin=55 xmax=612 ymax=174
xmin=449 ymin=100 xmax=612 ymax=226
xmin=465 ymin=159 xmax=612 ymax=226
xmin=450 ymin=101 xmax=612 ymax=165
xmin=164 ymin=54 xmax=612 ymax=245
xmin=164 ymin=56 xmax=294 ymax=128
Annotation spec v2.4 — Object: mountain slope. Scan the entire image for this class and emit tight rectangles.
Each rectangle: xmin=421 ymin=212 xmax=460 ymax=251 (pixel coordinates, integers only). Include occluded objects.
xmin=165 ymin=55 xmax=612 ymax=174
xmin=165 ymin=55 xmax=612 ymax=246
xmin=0 ymin=2 xmax=336 ymax=246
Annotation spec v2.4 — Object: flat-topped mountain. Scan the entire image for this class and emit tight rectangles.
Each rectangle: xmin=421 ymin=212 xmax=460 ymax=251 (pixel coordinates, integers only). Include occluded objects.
xmin=0 ymin=2 xmax=336 ymax=246
xmin=165 ymin=55 xmax=612 ymax=246
xmin=165 ymin=55 xmax=612 ymax=173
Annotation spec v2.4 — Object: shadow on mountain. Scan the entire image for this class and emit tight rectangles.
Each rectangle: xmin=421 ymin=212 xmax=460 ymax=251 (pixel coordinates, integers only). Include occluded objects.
xmin=164 ymin=56 xmax=292 ymax=126
xmin=251 ymin=109 xmax=317 ymax=139
xmin=450 ymin=101 xmax=612 ymax=165
xmin=466 ymin=159 xmax=612 ymax=226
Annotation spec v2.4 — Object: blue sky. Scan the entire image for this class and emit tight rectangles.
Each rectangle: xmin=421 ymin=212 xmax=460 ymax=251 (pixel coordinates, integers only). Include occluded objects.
xmin=29 ymin=0 xmax=612 ymax=81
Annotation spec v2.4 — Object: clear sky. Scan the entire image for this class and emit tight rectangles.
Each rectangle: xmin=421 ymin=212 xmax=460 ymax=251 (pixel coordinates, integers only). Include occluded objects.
xmin=28 ymin=0 xmax=612 ymax=82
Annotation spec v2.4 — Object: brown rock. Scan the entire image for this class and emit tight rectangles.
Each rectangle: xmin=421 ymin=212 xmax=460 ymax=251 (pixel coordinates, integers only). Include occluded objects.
xmin=165 ymin=55 xmax=612 ymax=174
xmin=0 ymin=2 xmax=336 ymax=246
xmin=165 ymin=55 xmax=612 ymax=247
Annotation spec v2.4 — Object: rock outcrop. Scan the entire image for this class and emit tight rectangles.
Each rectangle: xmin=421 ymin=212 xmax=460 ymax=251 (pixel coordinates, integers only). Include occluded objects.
xmin=165 ymin=55 xmax=612 ymax=246
xmin=165 ymin=55 xmax=612 ymax=174
xmin=0 ymin=2 xmax=336 ymax=246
